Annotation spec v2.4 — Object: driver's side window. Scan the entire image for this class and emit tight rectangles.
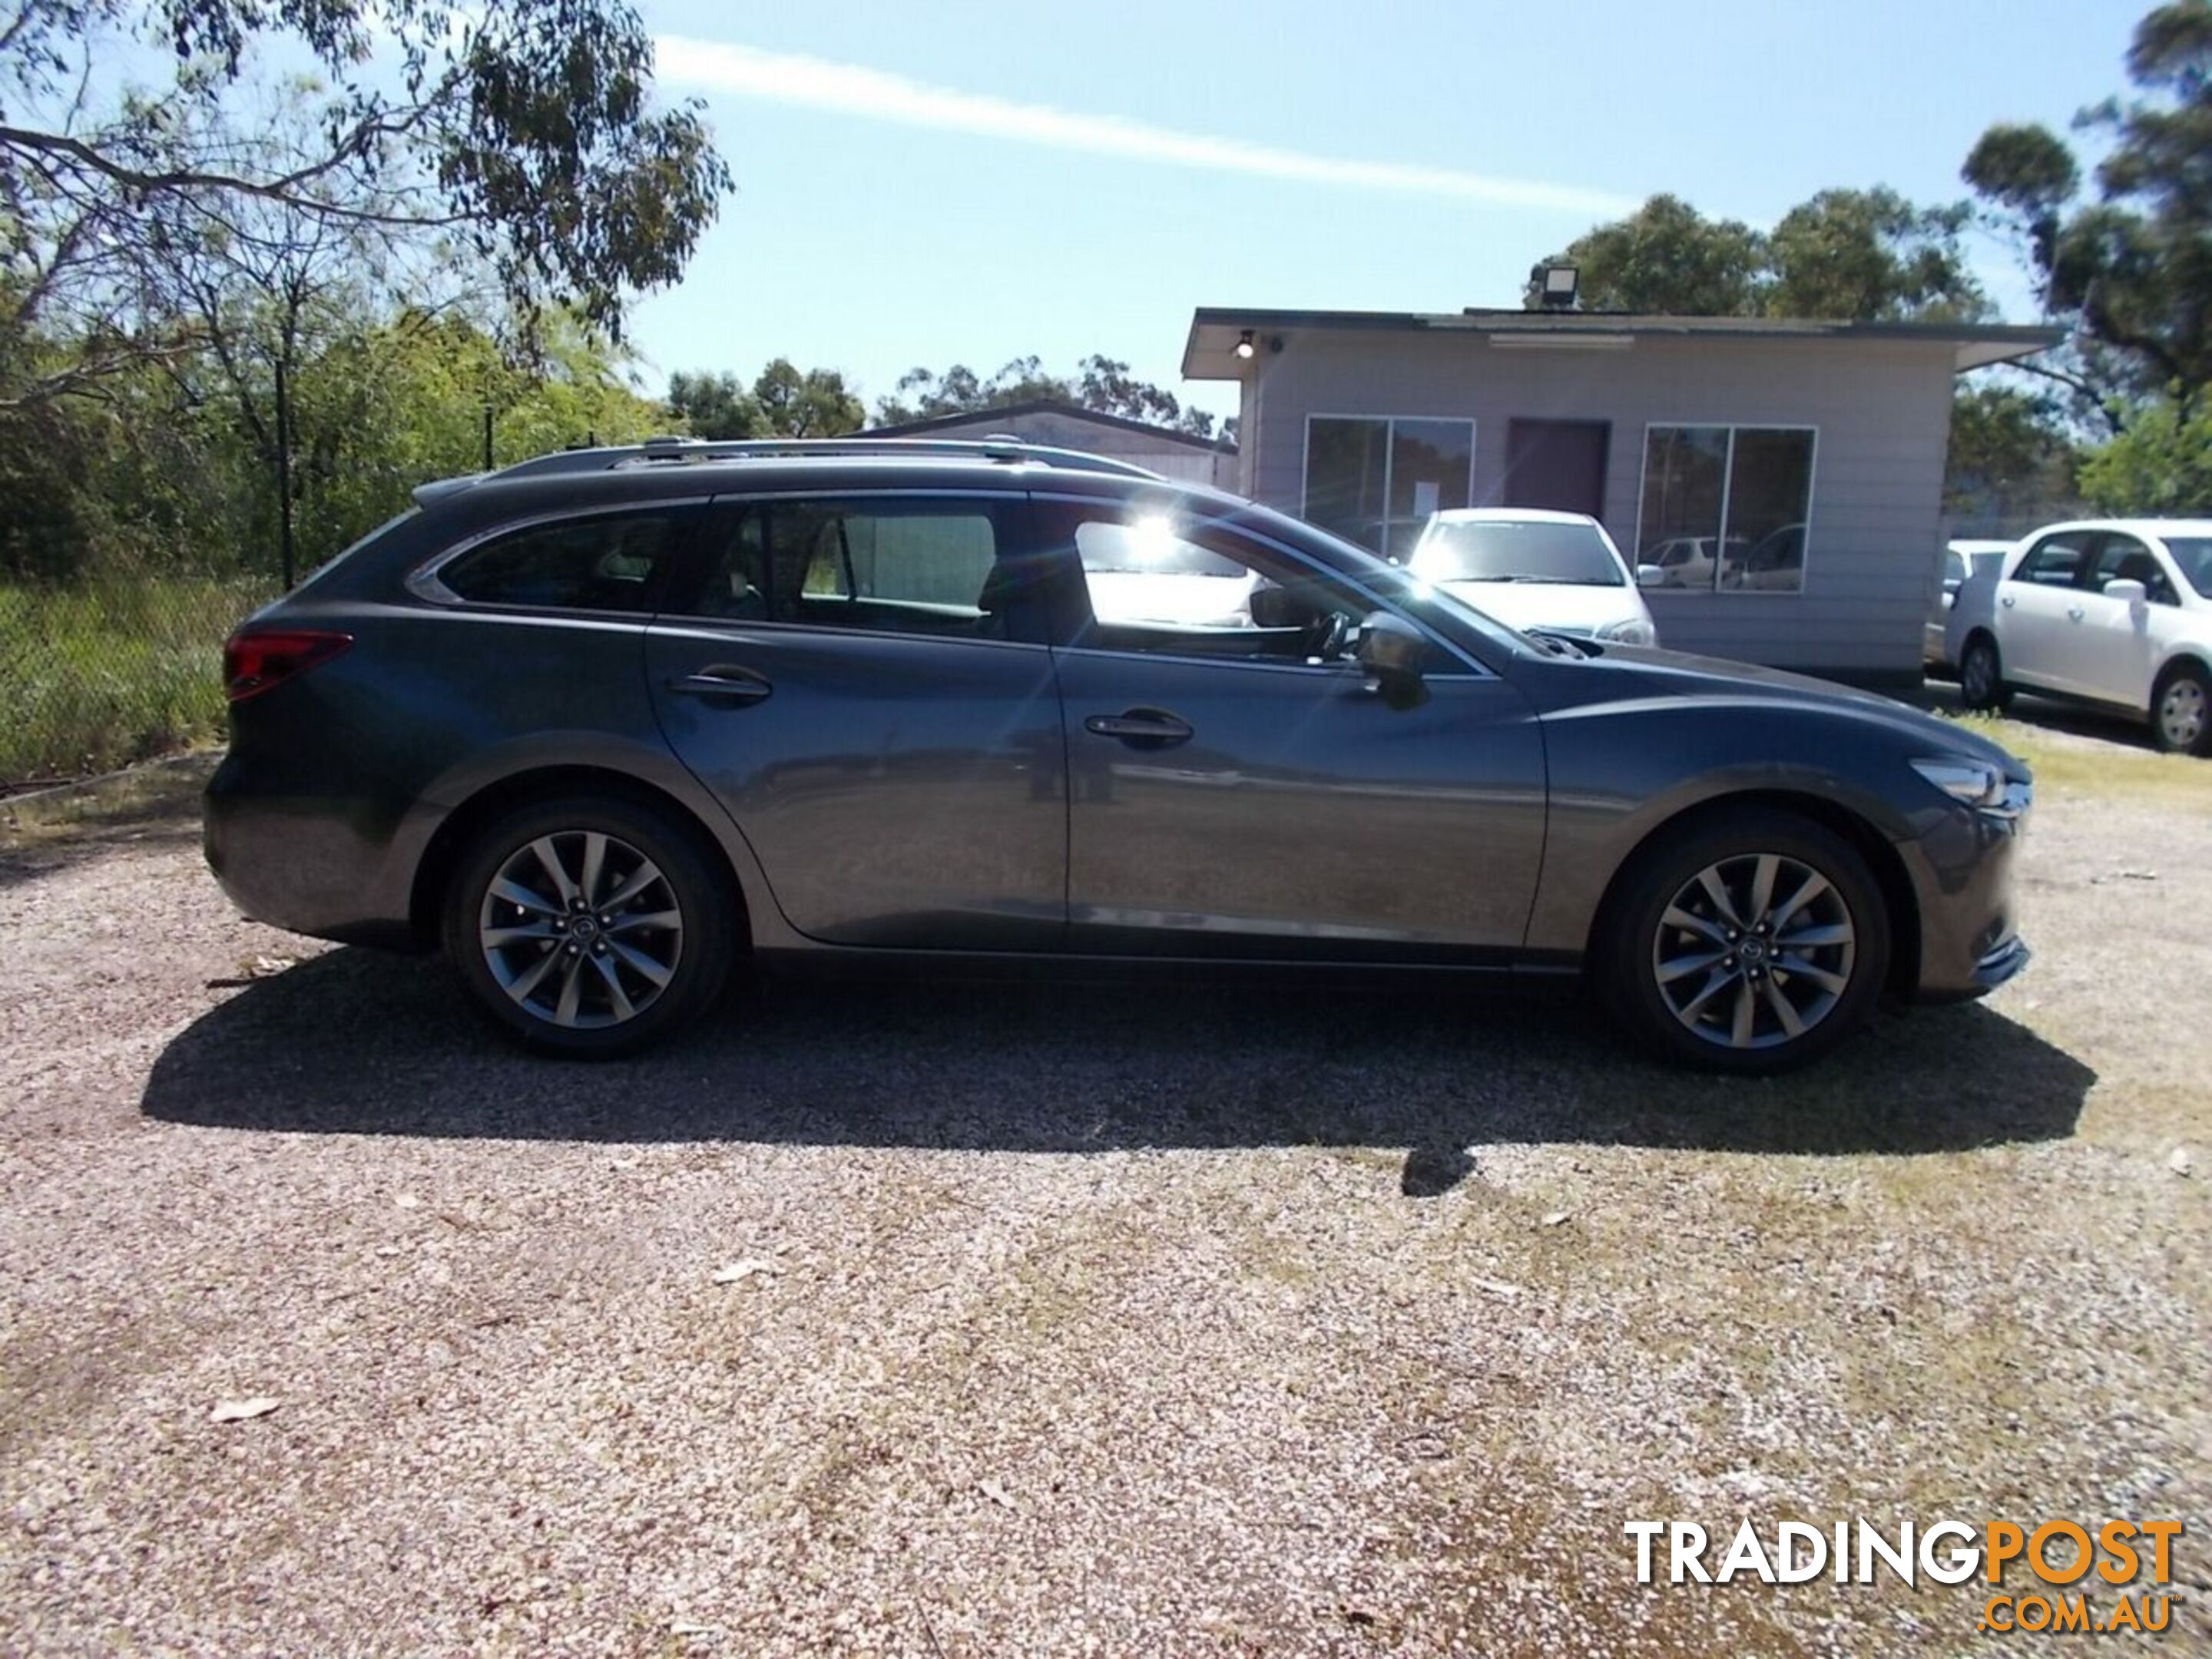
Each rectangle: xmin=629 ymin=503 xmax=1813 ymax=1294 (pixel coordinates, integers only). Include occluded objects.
xmin=1050 ymin=504 xmax=1366 ymax=666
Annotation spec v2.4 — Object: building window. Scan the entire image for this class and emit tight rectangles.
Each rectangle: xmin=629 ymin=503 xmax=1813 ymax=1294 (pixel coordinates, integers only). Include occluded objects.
xmin=1303 ymin=416 xmax=1474 ymax=563
xmin=1637 ymin=426 xmax=1815 ymax=593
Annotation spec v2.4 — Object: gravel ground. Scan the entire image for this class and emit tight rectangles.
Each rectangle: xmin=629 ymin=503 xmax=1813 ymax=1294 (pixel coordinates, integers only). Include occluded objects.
xmin=2 ymin=725 xmax=2207 ymax=1657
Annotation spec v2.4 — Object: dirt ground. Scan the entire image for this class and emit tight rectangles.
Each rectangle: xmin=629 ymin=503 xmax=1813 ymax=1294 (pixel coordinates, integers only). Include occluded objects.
xmin=2 ymin=710 xmax=2207 ymax=1657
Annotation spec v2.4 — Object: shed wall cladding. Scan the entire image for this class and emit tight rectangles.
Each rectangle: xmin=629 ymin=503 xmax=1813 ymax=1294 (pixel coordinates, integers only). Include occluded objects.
xmin=898 ymin=410 xmax=1232 ymax=487
xmin=1249 ymin=330 xmax=1959 ymax=674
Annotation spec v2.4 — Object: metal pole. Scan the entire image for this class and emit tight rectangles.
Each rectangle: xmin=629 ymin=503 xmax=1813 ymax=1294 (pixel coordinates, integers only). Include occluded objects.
xmin=276 ymin=356 xmax=295 ymax=590
xmin=483 ymin=404 xmax=495 ymax=472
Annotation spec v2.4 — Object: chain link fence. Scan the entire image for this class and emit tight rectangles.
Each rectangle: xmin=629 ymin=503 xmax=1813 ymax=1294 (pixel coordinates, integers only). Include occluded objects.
xmin=1 ymin=556 xmax=277 ymax=790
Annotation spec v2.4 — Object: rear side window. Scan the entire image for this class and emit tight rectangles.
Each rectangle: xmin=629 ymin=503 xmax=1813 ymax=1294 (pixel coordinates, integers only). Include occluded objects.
xmin=684 ymin=496 xmax=1031 ymax=641
xmin=436 ymin=510 xmax=685 ymax=613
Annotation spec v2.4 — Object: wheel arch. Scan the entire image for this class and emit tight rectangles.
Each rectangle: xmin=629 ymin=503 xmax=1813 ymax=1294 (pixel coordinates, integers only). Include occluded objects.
xmin=2153 ymin=648 xmax=2210 ymax=697
xmin=409 ymin=764 xmax=753 ymax=950
xmin=1584 ymin=790 xmax=1922 ymax=1001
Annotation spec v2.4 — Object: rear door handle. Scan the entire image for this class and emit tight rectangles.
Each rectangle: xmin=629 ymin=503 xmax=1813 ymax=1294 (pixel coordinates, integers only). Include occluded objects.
xmin=2066 ymin=606 xmax=2085 ymax=621
xmin=667 ymin=665 xmax=773 ymax=704
xmin=2000 ymin=594 xmax=2016 ymax=608
xmin=1084 ymin=708 xmax=1194 ymax=747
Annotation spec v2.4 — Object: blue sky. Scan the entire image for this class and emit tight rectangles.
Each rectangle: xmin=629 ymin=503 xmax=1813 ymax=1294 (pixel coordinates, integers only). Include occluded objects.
xmin=628 ymin=0 xmax=2147 ymax=424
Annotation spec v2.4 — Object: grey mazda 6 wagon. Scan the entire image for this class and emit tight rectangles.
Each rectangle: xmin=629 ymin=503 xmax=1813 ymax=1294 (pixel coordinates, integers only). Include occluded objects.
xmin=204 ymin=437 xmax=2032 ymax=1071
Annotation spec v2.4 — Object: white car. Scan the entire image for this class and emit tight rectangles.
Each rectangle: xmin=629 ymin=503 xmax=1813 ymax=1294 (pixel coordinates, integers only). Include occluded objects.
xmin=1924 ymin=538 xmax=2015 ymax=670
xmin=1404 ymin=508 xmax=1661 ymax=647
xmin=1948 ymin=518 xmax=2212 ymax=754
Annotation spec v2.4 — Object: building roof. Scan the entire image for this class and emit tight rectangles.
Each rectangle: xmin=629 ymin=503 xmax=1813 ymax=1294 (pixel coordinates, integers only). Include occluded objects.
xmin=863 ymin=397 xmax=1235 ymax=452
xmin=1182 ymin=306 xmax=2063 ymax=379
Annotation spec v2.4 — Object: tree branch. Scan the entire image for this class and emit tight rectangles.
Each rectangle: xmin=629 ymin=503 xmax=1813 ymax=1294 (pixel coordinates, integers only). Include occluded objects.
xmin=0 ymin=111 xmax=469 ymax=230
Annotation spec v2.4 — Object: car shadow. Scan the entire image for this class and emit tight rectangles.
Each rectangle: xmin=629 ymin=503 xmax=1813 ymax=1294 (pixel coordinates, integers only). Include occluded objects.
xmin=141 ymin=949 xmax=2094 ymax=1180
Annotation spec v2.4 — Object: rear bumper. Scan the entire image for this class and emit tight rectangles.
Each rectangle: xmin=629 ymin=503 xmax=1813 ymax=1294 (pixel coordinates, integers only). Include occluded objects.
xmin=204 ymin=750 xmax=421 ymax=949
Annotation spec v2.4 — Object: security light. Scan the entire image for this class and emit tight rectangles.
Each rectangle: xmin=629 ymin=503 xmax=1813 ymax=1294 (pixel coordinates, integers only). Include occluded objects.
xmin=1233 ymin=329 xmax=1256 ymax=359
xmin=1536 ymin=263 xmax=1579 ymax=310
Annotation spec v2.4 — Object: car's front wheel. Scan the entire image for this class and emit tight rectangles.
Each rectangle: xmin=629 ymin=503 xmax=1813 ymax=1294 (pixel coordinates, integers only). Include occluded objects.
xmin=2151 ymin=662 xmax=2212 ymax=757
xmin=442 ymin=796 xmax=735 ymax=1056
xmin=1604 ymin=810 xmax=1891 ymax=1073
xmin=1958 ymin=634 xmax=2012 ymax=712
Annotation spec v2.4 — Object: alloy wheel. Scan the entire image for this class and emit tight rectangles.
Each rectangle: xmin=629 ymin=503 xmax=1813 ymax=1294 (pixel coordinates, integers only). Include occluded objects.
xmin=1651 ymin=852 xmax=1857 ymax=1051
xmin=2157 ymin=676 xmax=2205 ymax=752
xmin=476 ymin=830 xmax=684 ymax=1029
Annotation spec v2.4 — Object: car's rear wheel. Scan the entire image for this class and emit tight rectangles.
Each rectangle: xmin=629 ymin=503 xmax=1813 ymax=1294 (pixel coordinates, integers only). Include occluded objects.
xmin=1958 ymin=634 xmax=2012 ymax=712
xmin=442 ymin=796 xmax=734 ymax=1056
xmin=1604 ymin=810 xmax=1891 ymax=1073
xmin=2151 ymin=662 xmax=2211 ymax=756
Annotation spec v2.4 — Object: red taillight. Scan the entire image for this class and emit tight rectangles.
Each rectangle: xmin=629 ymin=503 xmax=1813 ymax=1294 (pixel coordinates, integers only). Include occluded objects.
xmin=223 ymin=630 xmax=353 ymax=702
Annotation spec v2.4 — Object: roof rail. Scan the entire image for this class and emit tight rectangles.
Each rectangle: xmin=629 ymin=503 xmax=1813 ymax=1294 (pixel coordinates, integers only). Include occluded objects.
xmin=484 ymin=435 xmax=1165 ymax=483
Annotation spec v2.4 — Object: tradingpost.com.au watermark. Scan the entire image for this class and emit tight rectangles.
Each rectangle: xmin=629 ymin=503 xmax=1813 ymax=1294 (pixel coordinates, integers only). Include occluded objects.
xmin=1628 ymin=1518 xmax=2184 ymax=1635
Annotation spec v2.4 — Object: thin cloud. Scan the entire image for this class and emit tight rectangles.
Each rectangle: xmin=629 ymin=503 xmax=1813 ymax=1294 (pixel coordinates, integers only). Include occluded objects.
xmin=654 ymin=38 xmax=1635 ymax=217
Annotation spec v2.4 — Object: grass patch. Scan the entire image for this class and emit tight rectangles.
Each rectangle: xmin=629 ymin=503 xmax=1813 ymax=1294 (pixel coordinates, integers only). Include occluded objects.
xmin=0 ymin=751 xmax=217 ymax=850
xmin=0 ymin=575 xmax=269 ymax=785
xmin=1932 ymin=709 xmax=2212 ymax=803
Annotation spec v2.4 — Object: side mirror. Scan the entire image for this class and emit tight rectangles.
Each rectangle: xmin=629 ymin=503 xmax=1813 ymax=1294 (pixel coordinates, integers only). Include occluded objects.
xmin=1636 ymin=564 xmax=1666 ymax=588
xmin=1356 ymin=611 xmax=1429 ymax=707
xmin=2103 ymin=578 xmax=2147 ymax=608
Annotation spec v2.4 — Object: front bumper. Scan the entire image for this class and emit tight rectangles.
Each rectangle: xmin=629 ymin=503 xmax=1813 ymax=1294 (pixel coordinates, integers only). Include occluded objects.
xmin=1899 ymin=789 xmax=2032 ymax=1003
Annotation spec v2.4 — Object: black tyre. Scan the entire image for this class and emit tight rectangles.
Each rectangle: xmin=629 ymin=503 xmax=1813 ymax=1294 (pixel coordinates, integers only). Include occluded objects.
xmin=2150 ymin=662 xmax=2212 ymax=757
xmin=442 ymin=795 xmax=736 ymax=1057
xmin=1958 ymin=633 xmax=2012 ymax=712
xmin=1602 ymin=810 xmax=1892 ymax=1074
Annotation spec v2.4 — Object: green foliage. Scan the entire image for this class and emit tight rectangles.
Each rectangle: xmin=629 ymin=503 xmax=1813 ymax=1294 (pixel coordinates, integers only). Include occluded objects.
xmin=1528 ymin=189 xmax=1985 ymax=321
xmin=1525 ymin=194 xmax=1767 ymax=315
xmin=2078 ymin=402 xmax=2212 ymax=513
xmin=873 ymin=353 xmax=1224 ymax=439
xmin=750 ymin=359 xmax=866 ymax=438
xmin=0 ymin=575 xmax=255 ymax=780
xmin=666 ymin=370 xmax=760 ymax=440
xmin=0 ymin=299 xmax=663 ymax=782
xmin=666 ymin=360 xmax=866 ymax=439
xmin=1962 ymin=0 xmax=2212 ymax=422
xmin=1945 ymin=382 xmax=2084 ymax=518
xmin=0 ymin=0 xmax=731 ymax=389
xmin=1767 ymin=190 xmax=1989 ymax=322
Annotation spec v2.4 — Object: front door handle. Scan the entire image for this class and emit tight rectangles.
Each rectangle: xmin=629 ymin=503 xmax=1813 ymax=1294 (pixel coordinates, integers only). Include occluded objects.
xmin=667 ymin=665 xmax=773 ymax=704
xmin=1084 ymin=708 xmax=1194 ymax=747
xmin=2000 ymin=594 xmax=2016 ymax=608
xmin=2067 ymin=606 xmax=2085 ymax=621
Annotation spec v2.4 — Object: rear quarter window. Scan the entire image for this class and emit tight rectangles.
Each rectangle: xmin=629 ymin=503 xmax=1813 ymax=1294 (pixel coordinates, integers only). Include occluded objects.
xmin=435 ymin=510 xmax=687 ymax=613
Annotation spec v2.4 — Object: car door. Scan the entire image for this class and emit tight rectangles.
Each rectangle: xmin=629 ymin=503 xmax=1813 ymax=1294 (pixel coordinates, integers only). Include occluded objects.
xmin=1999 ymin=529 xmax=2099 ymax=694
xmin=644 ymin=492 xmax=1068 ymax=950
xmin=2071 ymin=532 xmax=2182 ymax=709
xmin=1035 ymin=495 xmax=1548 ymax=961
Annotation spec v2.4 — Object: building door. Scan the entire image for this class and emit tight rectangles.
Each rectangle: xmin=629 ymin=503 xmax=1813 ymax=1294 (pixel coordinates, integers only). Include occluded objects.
xmin=1504 ymin=419 xmax=1610 ymax=521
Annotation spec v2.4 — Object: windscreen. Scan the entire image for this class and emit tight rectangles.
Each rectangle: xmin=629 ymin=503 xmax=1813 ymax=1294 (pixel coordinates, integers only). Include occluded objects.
xmin=1410 ymin=518 xmax=1624 ymax=586
xmin=2163 ymin=538 xmax=2212 ymax=598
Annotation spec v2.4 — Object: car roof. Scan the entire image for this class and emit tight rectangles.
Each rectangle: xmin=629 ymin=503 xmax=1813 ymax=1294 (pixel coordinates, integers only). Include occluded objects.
xmin=2020 ymin=518 xmax=2212 ymax=540
xmin=1426 ymin=507 xmax=1600 ymax=527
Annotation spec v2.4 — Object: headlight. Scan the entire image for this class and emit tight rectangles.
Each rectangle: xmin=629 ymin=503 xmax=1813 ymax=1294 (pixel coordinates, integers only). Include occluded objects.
xmin=1910 ymin=757 xmax=2027 ymax=821
xmin=1597 ymin=617 xmax=1656 ymax=646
